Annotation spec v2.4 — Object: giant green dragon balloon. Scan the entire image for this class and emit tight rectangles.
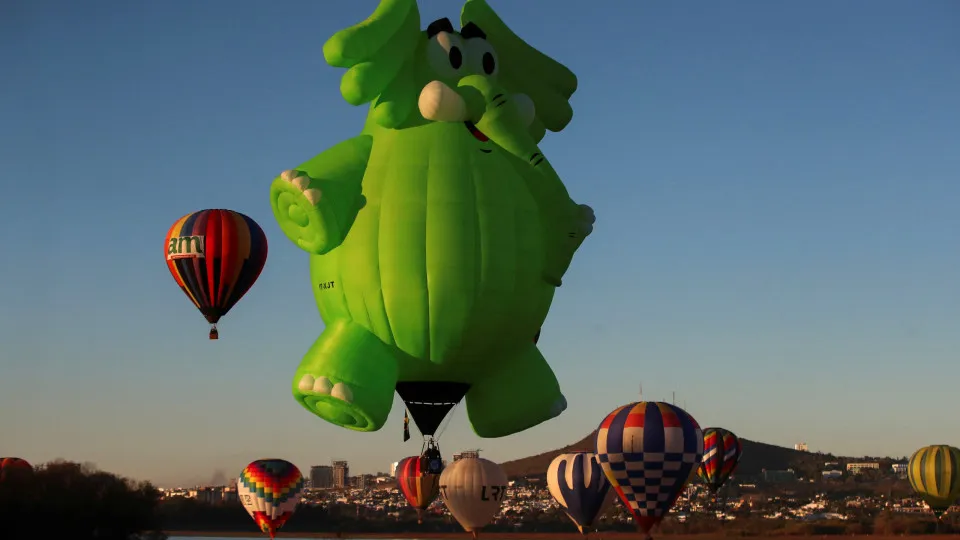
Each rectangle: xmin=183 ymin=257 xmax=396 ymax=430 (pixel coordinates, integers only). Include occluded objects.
xmin=269 ymin=0 xmax=594 ymax=439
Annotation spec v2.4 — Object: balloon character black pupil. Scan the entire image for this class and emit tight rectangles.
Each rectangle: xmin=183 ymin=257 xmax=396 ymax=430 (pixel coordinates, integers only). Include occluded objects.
xmin=482 ymin=52 xmax=495 ymax=74
xmin=449 ymin=47 xmax=463 ymax=69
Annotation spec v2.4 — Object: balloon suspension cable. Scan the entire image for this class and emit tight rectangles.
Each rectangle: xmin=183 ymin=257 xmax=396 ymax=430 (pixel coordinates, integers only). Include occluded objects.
xmin=435 ymin=400 xmax=461 ymax=440
xmin=209 ymin=324 xmax=219 ymax=340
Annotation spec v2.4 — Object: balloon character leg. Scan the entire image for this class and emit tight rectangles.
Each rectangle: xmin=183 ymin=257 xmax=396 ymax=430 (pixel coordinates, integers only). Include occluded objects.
xmin=293 ymin=320 xmax=398 ymax=431
xmin=465 ymin=344 xmax=566 ymax=437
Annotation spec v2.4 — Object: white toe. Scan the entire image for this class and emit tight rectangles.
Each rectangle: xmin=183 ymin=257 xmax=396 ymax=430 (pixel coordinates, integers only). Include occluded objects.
xmin=291 ymin=176 xmax=310 ymax=191
xmin=303 ymin=188 xmax=322 ymax=206
xmin=313 ymin=376 xmax=334 ymax=394
xmin=331 ymin=382 xmax=353 ymax=403
xmin=297 ymin=374 xmax=315 ymax=393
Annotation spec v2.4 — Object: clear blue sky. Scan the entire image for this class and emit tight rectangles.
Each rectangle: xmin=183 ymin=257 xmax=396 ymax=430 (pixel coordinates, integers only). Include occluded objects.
xmin=1 ymin=0 xmax=958 ymax=488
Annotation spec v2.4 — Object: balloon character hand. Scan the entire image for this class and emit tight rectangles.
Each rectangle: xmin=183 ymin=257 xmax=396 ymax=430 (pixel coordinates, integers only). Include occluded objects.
xmin=271 ymin=169 xmax=365 ymax=255
xmin=574 ymin=204 xmax=596 ymax=239
xmin=542 ymin=203 xmax=595 ymax=287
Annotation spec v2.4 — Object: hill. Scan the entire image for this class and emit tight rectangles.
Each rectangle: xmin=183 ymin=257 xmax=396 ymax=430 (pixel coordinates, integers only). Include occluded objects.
xmin=499 ymin=430 xmax=842 ymax=479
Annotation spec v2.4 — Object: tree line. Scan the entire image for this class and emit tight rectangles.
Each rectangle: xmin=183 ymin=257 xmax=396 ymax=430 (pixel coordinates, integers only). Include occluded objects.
xmin=0 ymin=460 xmax=165 ymax=540
xmin=1 ymin=460 xmax=959 ymax=538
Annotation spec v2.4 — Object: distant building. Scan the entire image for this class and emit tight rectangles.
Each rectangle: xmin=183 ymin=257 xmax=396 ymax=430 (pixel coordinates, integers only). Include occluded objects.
xmin=453 ymin=450 xmax=480 ymax=461
xmin=189 ymin=487 xmax=223 ymax=504
xmin=822 ymin=470 xmax=843 ymax=480
xmin=891 ymin=463 xmax=908 ymax=477
xmin=846 ymin=462 xmax=879 ymax=474
xmin=795 ymin=442 xmax=808 ymax=452
xmin=222 ymin=486 xmax=238 ymax=503
xmin=333 ymin=461 xmax=349 ymax=489
xmin=311 ymin=465 xmax=334 ymax=489
xmin=390 ymin=461 xmax=399 ymax=477
xmin=761 ymin=469 xmax=797 ymax=483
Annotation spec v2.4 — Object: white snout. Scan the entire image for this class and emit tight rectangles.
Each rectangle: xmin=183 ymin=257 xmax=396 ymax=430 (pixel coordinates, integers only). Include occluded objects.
xmin=513 ymin=93 xmax=536 ymax=127
xmin=418 ymin=80 xmax=467 ymax=122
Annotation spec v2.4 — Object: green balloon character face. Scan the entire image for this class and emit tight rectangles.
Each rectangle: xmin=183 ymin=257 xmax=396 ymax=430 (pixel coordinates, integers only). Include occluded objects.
xmin=269 ymin=0 xmax=595 ymax=439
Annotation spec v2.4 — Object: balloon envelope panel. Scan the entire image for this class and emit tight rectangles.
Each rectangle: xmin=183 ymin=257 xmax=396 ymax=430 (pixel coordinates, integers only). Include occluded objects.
xmin=907 ymin=444 xmax=960 ymax=515
xmin=697 ymin=427 xmax=743 ymax=492
xmin=547 ymin=452 xmax=614 ymax=532
xmin=164 ymin=208 xmax=267 ymax=330
xmin=439 ymin=457 xmax=508 ymax=532
xmin=397 ymin=455 xmax=441 ymax=512
xmin=595 ymin=401 xmax=703 ymax=533
xmin=237 ymin=459 xmax=304 ymax=537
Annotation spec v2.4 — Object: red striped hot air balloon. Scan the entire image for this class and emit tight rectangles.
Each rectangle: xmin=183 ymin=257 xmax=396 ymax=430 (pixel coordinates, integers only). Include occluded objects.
xmin=396 ymin=455 xmax=441 ymax=523
xmin=164 ymin=209 xmax=268 ymax=339
xmin=0 ymin=457 xmax=32 ymax=482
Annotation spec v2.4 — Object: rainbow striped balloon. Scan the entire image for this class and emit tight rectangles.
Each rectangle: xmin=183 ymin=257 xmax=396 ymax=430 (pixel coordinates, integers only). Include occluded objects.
xmin=164 ymin=209 xmax=267 ymax=339
xmin=697 ymin=427 xmax=743 ymax=493
xmin=595 ymin=401 xmax=703 ymax=535
xmin=237 ymin=459 xmax=304 ymax=538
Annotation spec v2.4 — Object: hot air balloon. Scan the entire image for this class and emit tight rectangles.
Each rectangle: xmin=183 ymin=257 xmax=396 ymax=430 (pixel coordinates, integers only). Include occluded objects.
xmin=698 ymin=428 xmax=742 ymax=493
xmin=0 ymin=458 xmax=32 ymax=482
xmin=439 ymin=456 xmax=508 ymax=539
xmin=397 ymin=455 xmax=441 ymax=523
xmin=907 ymin=444 xmax=960 ymax=519
xmin=279 ymin=0 xmax=592 ymax=443
xmin=547 ymin=453 xmax=615 ymax=535
xmin=164 ymin=209 xmax=267 ymax=340
xmin=237 ymin=459 xmax=304 ymax=538
xmin=595 ymin=401 xmax=703 ymax=540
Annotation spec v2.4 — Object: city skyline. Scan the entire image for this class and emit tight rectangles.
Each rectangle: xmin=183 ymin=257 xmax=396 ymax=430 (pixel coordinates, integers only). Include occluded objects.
xmin=2 ymin=0 xmax=959 ymax=488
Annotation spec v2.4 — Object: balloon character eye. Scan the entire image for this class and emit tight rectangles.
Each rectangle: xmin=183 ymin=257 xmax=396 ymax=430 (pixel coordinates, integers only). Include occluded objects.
xmin=449 ymin=47 xmax=463 ymax=69
xmin=482 ymin=52 xmax=495 ymax=74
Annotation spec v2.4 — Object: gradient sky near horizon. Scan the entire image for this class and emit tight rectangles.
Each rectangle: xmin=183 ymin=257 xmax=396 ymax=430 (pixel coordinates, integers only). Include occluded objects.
xmin=2 ymin=0 xmax=959 ymax=488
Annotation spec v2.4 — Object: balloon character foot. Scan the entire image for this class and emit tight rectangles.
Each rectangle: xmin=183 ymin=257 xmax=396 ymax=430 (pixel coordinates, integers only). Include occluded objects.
xmin=466 ymin=345 xmax=567 ymax=437
xmin=293 ymin=320 xmax=399 ymax=431
xmin=209 ymin=324 xmax=219 ymax=340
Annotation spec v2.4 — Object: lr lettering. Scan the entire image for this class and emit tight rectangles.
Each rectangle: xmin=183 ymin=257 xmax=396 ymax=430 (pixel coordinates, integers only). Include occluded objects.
xmin=481 ymin=485 xmax=506 ymax=502
xmin=318 ymin=281 xmax=335 ymax=290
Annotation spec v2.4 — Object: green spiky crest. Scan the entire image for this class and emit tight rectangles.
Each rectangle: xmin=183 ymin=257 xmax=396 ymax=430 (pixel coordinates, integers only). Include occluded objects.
xmin=322 ymin=0 xmax=578 ymax=137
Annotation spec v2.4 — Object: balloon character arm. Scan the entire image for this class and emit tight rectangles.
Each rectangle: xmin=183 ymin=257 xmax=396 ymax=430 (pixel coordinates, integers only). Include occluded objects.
xmin=270 ymin=135 xmax=372 ymax=255
xmin=460 ymin=1 xmax=594 ymax=286
xmin=323 ymin=0 xmax=424 ymax=130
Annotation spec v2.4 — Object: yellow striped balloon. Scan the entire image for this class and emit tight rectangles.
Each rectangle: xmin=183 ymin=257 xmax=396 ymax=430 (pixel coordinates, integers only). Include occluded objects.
xmin=907 ymin=444 xmax=960 ymax=517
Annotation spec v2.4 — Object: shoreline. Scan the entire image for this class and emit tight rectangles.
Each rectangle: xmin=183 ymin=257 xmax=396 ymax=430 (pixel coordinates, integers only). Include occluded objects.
xmin=164 ymin=533 xmax=628 ymax=539
xmin=164 ymin=533 xmax=706 ymax=539
xmin=163 ymin=534 xmax=960 ymax=539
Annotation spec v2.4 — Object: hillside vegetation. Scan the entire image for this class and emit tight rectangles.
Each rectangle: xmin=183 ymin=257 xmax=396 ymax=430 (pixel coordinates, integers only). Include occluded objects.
xmin=499 ymin=430 xmax=903 ymax=479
